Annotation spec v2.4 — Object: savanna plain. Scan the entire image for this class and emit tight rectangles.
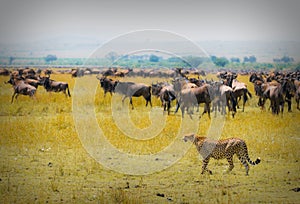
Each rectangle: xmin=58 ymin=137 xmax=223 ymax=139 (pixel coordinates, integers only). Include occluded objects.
xmin=0 ymin=73 xmax=299 ymax=203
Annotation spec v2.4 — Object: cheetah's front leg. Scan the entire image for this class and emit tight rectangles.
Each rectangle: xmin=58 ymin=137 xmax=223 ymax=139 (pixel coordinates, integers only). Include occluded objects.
xmin=201 ymin=158 xmax=212 ymax=175
xmin=226 ymin=156 xmax=234 ymax=172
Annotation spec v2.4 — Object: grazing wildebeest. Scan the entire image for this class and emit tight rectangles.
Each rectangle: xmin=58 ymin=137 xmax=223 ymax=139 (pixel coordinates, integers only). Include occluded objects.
xmin=216 ymin=84 xmax=237 ymax=118
xmin=23 ymin=78 xmax=42 ymax=89
xmin=114 ymin=68 xmax=133 ymax=77
xmin=96 ymin=76 xmax=118 ymax=97
xmin=262 ymin=84 xmax=284 ymax=115
xmin=175 ymin=84 xmax=211 ymax=118
xmin=71 ymin=68 xmax=84 ymax=77
xmin=40 ymin=76 xmax=71 ymax=97
xmin=114 ymin=81 xmax=152 ymax=109
xmin=281 ymin=78 xmax=296 ymax=112
xmin=152 ymin=82 xmax=176 ymax=115
xmin=102 ymin=68 xmax=117 ymax=77
xmin=0 ymin=68 xmax=10 ymax=76
xmin=6 ymin=74 xmax=41 ymax=89
xmin=295 ymin=85 xmax=300 ymax=110
xmin=230 ymin=78 xmax=252 ymax=112
xmin=7 ymin=77 xmax=37 ymax=103
xmin=209 ymin=82 xmax=237 ymax=118
xmin=172 ymin=77 xmax=198 ymax=95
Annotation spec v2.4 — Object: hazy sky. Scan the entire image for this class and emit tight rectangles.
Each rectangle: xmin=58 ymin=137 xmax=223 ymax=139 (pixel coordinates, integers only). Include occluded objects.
xmin=0 ymin=0 xmax=300 ymax=43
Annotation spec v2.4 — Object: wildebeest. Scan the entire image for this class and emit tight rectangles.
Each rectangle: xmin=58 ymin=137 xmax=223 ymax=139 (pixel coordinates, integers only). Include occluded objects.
xmin=40 ymin=76 xmax=71 ymax=97
xmin=211 ymin=83 xmax=237 ymax=118
xmin=102 ymin=68 xmax=117 ymax=77
xmin=230 ymin=78 xmax=252 ymax=112
xmin=114 ymin=68 xmax=133 ymax=77
xmin=281 ymin=78 xmax=296 ymax=112
xmin=295 ymin=85 xmax=300 ymax=110
xmin=114 ymin=81 xmax=152 ymax=109
xmin=262 ymin=84 xmax=284 ymax=115
xmin=152 ymin=82 xmax=176 ymax=115
xmin=172 ymin=77 xmax=198 ymax=94
xmin=175 ymin=84 xmax=211 ymax=118
xmin=71 ymin=68 xmax=84 ymax=77
xmin=96 ymin=76 xmax=118 ymax=97
xmin=0 ymin=68 xmax=10 ymax=76
xmin=7 ymin=77 xmax=37 ymax=103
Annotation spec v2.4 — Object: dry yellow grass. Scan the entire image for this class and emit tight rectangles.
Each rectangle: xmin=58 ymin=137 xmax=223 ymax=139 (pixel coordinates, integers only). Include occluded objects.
xmin=0 ymin=73 xmax=299 ymax=203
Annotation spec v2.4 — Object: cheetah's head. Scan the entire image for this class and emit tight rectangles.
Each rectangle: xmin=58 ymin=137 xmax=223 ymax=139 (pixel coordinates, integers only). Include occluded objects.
xmin=183 ymin=133 xmax=196 ymax=142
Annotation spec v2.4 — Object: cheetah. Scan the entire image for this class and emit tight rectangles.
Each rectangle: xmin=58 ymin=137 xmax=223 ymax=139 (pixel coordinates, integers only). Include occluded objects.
xmin=183 ymin=133 xmax=261 ymax=175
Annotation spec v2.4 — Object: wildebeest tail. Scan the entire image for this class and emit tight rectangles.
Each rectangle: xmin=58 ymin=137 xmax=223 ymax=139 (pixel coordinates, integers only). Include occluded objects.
xmin=67 ymin=84 xmax=71 ymax=97
xmin=243 ymin=89 xmax=248 ymax=103
xmin=247 ymin=90 xmax=252 ymax=98
xmin=168 ymin=90 xmax=176 ymax=101
xmin=230 ymin=91 xmax=237 ymax=112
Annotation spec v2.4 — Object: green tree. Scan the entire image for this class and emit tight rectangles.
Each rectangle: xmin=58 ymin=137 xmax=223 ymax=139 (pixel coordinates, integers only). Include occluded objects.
xmin=45 ymin=54 xmax=57 ymax=63
xmin=211 ymin=56 xmax=229 ymax=67
xmin=105 ymin=52 xmax=119 ymax=63
xmin=149 ymin=54 xmax=159 ymax=62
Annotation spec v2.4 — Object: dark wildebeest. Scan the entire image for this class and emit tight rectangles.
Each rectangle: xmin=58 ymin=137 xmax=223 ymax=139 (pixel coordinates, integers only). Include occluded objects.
xmin=96 ymin=76 xmax=118 ymax=97
xmin=102 ymin=68 xmax=117 ymax=77
xmin=40 ymin=76 xmax=71 ymax=97
xmin=152 ymin=82 xmax=176 ymax=115
xmin=6 ymin=74 xmax=41 ymax=89
xmin=114 ymin=81 xmax=152 ymax=109
xmin=249 ymin=73 xmax=266 ymax=109
xmin=6 ymin=77 xmax=37 ymax=103
xmin=0 ymin=68 xmax=10 ymax=76
xmin=23 ymin=78 xmax=42 ymax=89
xmin=294 ymin=80 xmax=300 ymax=110
xmin=281 ymin=78 xmax=296 ymax=112
xmin=175 ymin=84 xmax=211 ymax=118
xmin=295 ymin=86 xmax=300 ymax=110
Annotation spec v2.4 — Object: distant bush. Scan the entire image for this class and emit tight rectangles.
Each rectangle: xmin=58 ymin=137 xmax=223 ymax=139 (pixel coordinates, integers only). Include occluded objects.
xmin=243 ymin=55 xmax=256 ymax=63
xmin=273 ymin=55 xmax=294 ymax=63
xmin=45 ymin=54 xmax=57 ymax=63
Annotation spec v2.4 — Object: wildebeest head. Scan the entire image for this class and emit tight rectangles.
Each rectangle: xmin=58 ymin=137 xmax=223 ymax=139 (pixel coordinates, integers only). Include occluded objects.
xmin=151 ymin=83 xmax=163 ymax=96
xmin=282 ymin=78 xmax=296 ymax=97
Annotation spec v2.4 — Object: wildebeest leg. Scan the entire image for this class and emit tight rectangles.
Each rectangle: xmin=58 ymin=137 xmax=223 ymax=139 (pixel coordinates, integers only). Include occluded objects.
xmin=66 ymin=85 xmax=71 ymax=97
xmin=63 ymin=89 xmax=67 ymax=97
xmin=285 ymin=95 xmax=292 ymax=112
xmin=180 ymin=104 xmax=185 ymax=118
xmin=122 ymin=95 xmax=128 ymax=106
xmin=167 ymin=101 xmax=171 ymax=115
xmin=129 ymin=97 xmax=134 ymax=109
xmin=146 ymin=96 xmax=152 ymax=107
xmin=11 ymin=92 xmax=17 ymax=103
xmin=174 ymin=99 xmax=180 ymax=114
xmin=207 ymin=103 xmax=211 ymax=118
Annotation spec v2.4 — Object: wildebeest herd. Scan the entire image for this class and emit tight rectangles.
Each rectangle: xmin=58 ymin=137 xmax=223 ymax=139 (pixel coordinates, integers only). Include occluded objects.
xmin=3 ymin=67 xmax=71 ymax=103
xmin=2 ymin=67 xmax=300 ymax=118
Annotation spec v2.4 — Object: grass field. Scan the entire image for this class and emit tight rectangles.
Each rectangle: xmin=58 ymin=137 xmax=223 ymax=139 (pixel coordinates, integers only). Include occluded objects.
xmin=0 ymin=73 xmax=299 ymax=203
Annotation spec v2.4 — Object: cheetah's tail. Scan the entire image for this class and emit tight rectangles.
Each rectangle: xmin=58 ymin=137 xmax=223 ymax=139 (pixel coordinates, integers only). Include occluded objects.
xmin=247 ymin=157 xmax=261 ymax=165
